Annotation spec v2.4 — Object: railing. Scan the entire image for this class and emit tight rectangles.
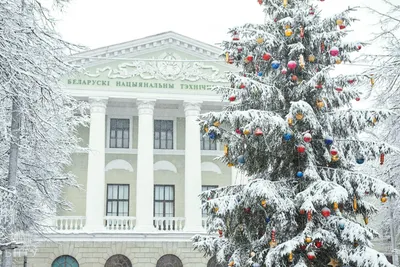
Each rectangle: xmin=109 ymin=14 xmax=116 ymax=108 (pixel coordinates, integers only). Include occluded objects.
xmin=104 ymin=216 xmax=136 ymax=230
xmin=54 ymin=216 xmax=86 ymax=231
xmin=153 ymin=217 xmax=185 ymax=231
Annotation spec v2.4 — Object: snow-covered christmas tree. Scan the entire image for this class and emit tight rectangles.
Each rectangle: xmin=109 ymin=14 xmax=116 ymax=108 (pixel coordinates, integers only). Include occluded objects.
xmin=192 ymin=0 xmax=397 ymax=266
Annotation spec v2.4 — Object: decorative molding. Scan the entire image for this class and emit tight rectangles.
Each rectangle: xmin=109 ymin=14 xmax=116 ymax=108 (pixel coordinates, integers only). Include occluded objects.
xmin=83 ymin=52 xmax=227 ymax=83
xmin=183 ymin=101 xmax=202 ymax=117
xmin=201 ymin=162 xmax=222 ymax=174
xmin=154 ymin=161 xmax=178 ymax=173
xmin=137 ymin=99 xmax=156 ymax=115
xmin=105 ymin=159 xmax=134 ymax=172
xmin=89 ymin=98 xmax=108 ymax=113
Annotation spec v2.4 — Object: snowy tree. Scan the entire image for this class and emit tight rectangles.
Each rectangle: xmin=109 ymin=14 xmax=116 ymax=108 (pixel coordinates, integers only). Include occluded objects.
xmin=192 ymin=0 xmax=397 ymax=266
xmin=0 ymin=0 xmax=87 ymax=266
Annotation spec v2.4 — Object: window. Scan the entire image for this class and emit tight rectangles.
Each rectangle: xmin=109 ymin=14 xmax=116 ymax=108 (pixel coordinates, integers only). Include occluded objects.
xmin=154 ymin=120 xmax=173 ymax=149
xmin=202 ymin=185 xmax=218 ymax=217
xmin=106 ymin=184 xmax=129 ymax=216
xmin=52 ymin=255 xmax=79 ymax=267
xmin=156 ymin=254 xmax=183 ymax=267
xmin=200 ymin=134 xmax=217 ymax=150
xmin=110 ymin=119 xmax=130 ymax=148
xmin=154 ymin=185 xmax=175 ymax=230
xmin=207 ymin=256 xmax=226 ymax=267
xmin=105 ymin=254 xmax=132 ymax=267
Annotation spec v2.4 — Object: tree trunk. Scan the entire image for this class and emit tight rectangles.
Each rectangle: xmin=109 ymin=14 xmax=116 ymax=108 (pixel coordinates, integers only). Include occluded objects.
xmin=2 ymin=98 xmax=21 ymax=267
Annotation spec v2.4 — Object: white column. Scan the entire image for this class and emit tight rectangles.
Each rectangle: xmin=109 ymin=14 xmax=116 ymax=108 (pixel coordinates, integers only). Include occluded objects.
xmin=85 ymin=98 xmax=107 ymax=231
xmin=135 ymin=99 xmax=156 ymax=232
xmin=183 ymin=101 xmax=204 ymax=232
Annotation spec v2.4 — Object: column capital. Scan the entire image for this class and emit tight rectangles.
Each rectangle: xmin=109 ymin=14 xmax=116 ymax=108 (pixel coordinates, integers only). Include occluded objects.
xmin=183 ymin=101 xmax=202 ymax=117
xmin=137 ymin=99 xmax=156 ymax=115
xmin=89 ymin=97 xmax=108 ymax=114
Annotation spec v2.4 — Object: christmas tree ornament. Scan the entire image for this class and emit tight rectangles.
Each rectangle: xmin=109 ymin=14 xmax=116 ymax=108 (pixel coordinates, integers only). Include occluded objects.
xmin=339 ymin=24 xmax=346 ymax=30
xmin=328 ymin=258 xmax=340 ymax=267
xmin=271 ymin=60 xmax=281 ymax=69
xmin=381 ymin=195 xmax=387 ymax=203
xmin=321 ymin=207 xmax=331 ymax=217
xmin=214 ymin=207 xmax=219 ymax=213
xmin=285 ymin=28 xmax=293 ymax=37
xmin=243 ymin=128 xmax=251 ymax=135
xmin=299 ymin=209 xmax=306 ymax=215
xmin=356 ymin=157 xmax=365 ymax=164
xmin=300 ymin=244 xmax=307 ymax=250
xmin=303 ymin=133 xmax=312 ymax=143
xmin=257 ymin=71 xmax=263 ymax=77
xmin=355 ymin=97 xmax=361 ymax=101
xmin=204 ymin=125 xmax=209 ymax=133
xmin=300 ymin=26 xmax=305 ymax=38
xmin=256 ymin=37 xmax=264 ymax=44
xmin=261 ymin=199 xmax=267 ymax=207
xmin=307 ymin=251 xmax=316 ymax=261
xmin=353 ymin=196 xmax=358 ymax=211
xmin=380 ymin=153 xmax=384 ymax=165
xmin=218 ymin=229 xmax=223 ymax=237
xmin=244 ymin=207 xmax=251 ymax=213
xmin=225 ymin=52 xmax=229 ymax=62
xmin=316 ymin=100 xmax=324 ymax=109
xmin=288 ymin=116 xmax=293 ymax=126
xmin=321 ymin=41 xmax=325 ymax=52
xmin=330 ymin=147 xmax=338 ymax=156
xmin=232 ymin=32 xmax=240 ymax=41
xmin=228 ymin=95 xmax=236 ymax=102
xmin=315 ymin=240 xmax=323 ymax=248
xmin=258 ymin=0 xmax=263 ymax=4
xmin=285 ymin=24 xmax=291 ymax=29
xmin=238 ymin=155 xmax=245 ymax=164
xmin=269 ymin=229 xmax=278 ymax=248
xmin=296 ymin=171 xmax=304 ymax=178
xmin=333 ymin=202 xmax=338 ymax=211
xmin=331 ymin=155 xmax=339 ymax=162
xmin=309 ymin=7 xmax=315 ymax=15
xmin=208 ymin=131 xmax=216 ymax=140
xmin=235 ymin=128 xmax=243 ymax=134
xmin=228 ymin=261 xmax=234 ymax=266
xmin=265 ymin=217 xmax=271 ymax=223
xmin=287 ymin=60 xmax=297 ymax=70
xmin=240 ymin=83 xmax=246 ymax=89
xmin=335 ymin=58 xmax=342 ymax=64
xmin=338 ymin=221 xmax=345 ymax=230
xmin=292 ymin=75 xmax=298 ymax=82
xmin=307 ymin=210 xmax=312 ymax=221
xmin=283 ymin=132 xmax=292 ymax=141
xmin=247 ymin=54 xmax=254 ymax=62
xmin=308 ymin=54 xmax=316 ymax=62
xmin=254 ymin=127 xmax=263 ymax=136
xmin=299 ymin=55 xmax=305 ymax=68
xmin=288 ymin=252 xmax=293 ymax=263
xmin=250 ymin=251 xmax=256 ymax=257
xmin=325 ymin=136 xmax=334 ymax=145
xmin=305 ymin=236 xmax=312 ymax=243
xmin=237 ymin=46 xmax=243 ymax=53
xmin=263 ymin=52 xmax=272 ymax=60
xmin=227 ymin=163 xmax=234 ymax=167
xmin=213 ymin=121 xmax=221 ymax=127
xmin=353 ymin=240 xmax=359 ymax=247
xmin=295 ymin=113 xmax=304 ymax=120
xmin=370 ymin=74 xmax=375 ymax=86
xmin=330 ymin=47 xmax=339 ymax=56
xmin=335 ymin=87 xmax=343 ymax=92
xmin=348 ymin=79 xmax=355 ymax=84
xmin=283 ymin=0 xmax=288 ymax=7
xmin=315 ymin=83 xmax=323 ymax=89
xmin=281 ymin=68 xmax=287 ymax=74
xmin=336 ymin=19 xmax=344 ymax=26
xmin=224 ymin=145 xmax=229 ymax=156
xmin=356 ymin=43 xmax=362 ymax=50
xmin=364 ymin=216 xmax=369 ymax=225
xmin=297 ymin=145 xmax=306 ymax=153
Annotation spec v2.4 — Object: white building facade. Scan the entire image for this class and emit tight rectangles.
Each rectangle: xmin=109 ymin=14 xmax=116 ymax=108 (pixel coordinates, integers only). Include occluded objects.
xmin=21 ymin=32 xmax=248 ymax=267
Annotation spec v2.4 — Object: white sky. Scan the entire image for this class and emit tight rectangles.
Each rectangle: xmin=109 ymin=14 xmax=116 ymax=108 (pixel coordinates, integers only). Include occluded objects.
xmin=55 ymin=0 xmax=383 ymax=50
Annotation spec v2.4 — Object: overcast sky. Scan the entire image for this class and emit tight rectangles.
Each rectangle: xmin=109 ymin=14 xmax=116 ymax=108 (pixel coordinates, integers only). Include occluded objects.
xmin=55 ymin=0 xmax=383 ymax=51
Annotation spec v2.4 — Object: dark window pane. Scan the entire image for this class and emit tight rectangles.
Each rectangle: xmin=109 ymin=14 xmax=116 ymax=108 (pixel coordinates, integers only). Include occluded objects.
xmin=154 ymin=120 xmax=173 ymax=150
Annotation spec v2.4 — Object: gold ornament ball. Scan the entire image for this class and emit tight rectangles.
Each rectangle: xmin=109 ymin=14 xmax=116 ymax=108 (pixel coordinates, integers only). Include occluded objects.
xmin=213 ymin=121 xmax=221 ymax=127
xmin=256 ymin=37 xmax=264 ymax=44
xmin=227 ymin=163 xmax=234 ymax=167
xmin=333 ymin=202 xmax=338 ymax=210
xmin=285 ymin=29 xmax=293 ymax=37
xmin=305 ymin=237 xmax=312 ymax=243
xmin=288 ymin=117 xmax=293 ymax=126
xmin=331 ymin=155 xmax=340 ymax=162
xmin=336 ymin=59 xmax=342 ymax=64
xmin=316 ymin=100 xmax=324 ymax=109
xmin=261 ymin=200 xmax=267 ymax=207
xmin=381 ymin=196 xmax=388 ymax=203
xmin=243 ymin=129 xmax=251 ymax=135
xmin=204 ymin=126 xmax=209 ymax=133
xmin=308 ymin=55 xmax=316 ymax=62
xmin=213 ymin=207 xmax=219 ymax=213
xmin=295 ymin=113 xmax=304 ymax=120
xmin=285 ymin=24 xmax=291 ymax=29
xmin=336 ymin=19 xmax=343 ymax=26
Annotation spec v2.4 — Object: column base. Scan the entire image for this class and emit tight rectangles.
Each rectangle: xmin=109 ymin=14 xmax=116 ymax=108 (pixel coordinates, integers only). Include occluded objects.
xmin=184 ymin=225 xmax=206 ymax=233
xmin=83 ymin=224 xmax=106 ymax=233
xmin=134 ymin=225 xmax=156 ymax=233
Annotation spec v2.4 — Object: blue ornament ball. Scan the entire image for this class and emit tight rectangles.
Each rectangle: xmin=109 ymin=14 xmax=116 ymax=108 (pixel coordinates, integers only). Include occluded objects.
xmin=265 ymin=217 xmax=270 ymax=223
xmin=283 ymin=132 xmax=292 ymax=141
xmin=356 ymin=158 xmax=365 ymax=164
xmin=237 ymin=155 xmax=245 ymax=164
xmin=208 ymin=131 xmax=216 ymax=140
xmin=258 ymin=71 xmax=263 ymax=76
xmin=271 ymin=60 xmax=281 ymax=69
xmin=338 ymin=222 xmax=345 ymax=230
xmin=325 ymin=136 xmax=334 ymax=145
xmin=296 ymin=171 xmax=304 ymax=178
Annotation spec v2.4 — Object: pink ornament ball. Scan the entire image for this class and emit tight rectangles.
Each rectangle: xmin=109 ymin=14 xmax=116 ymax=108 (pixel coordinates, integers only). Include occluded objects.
xmin=281 ymin=68 xmax=287 ymax=74
xmin=303 ymin=133 xmax=312 ymax=143
xmin=287 ymin=60 xmax=297 ymax=70
xmin=330 ymin=47 xmax=339 ymax=57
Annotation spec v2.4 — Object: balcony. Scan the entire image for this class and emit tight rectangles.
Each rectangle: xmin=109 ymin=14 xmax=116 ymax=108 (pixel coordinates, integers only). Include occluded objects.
xmin=51 ymin=216 xmax=205 ymax=233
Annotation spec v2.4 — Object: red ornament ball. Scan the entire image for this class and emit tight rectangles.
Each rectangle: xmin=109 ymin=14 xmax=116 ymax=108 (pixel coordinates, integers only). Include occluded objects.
xmin=263 ymin=53 xmax=272 ymax=61
xmin=335 ymin=87 xmax=343 ymax=92
xmin=303 ymin=133 xmax=312 ymax=143
xmin=300 ymin=244 xmax=307 ymax=250
xmin=254 ymin=127 xmax=263 ymax=136
xmin=307 ymin=252 xmax=316 ymax=260
xmin=315 ymin=240 xmax=323 ymax=248
xmin=228 ymin=95 xmax=236 ymax=102
xmin=315 ymin=83 xmax=323 ymax=89
xmin=348 ymin=79 xmax=355 ymax=84
xmin=321 ymin=207 xmax=331 ymax=217
xmin=330 ymin=147 xmax=338 ymax=156
xmin=297 ymin=145 xmax=306 ymax=153
xmin=240 ymin=83 xmax=246 ymax=89
xmin=247 ymin=55 xmax=254 ymax=62
xmin=235 ymin=128 xmax=243 ymax=134
xmin=356 ymin=97 xmax=361 ymax=101
xmin=339 ymin=25 xmax=346 ymax=30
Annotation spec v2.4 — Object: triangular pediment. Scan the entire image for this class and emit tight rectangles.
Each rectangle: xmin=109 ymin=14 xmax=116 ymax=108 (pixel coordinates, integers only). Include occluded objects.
xmin=63 ymin=32 xmax=238 ymax=92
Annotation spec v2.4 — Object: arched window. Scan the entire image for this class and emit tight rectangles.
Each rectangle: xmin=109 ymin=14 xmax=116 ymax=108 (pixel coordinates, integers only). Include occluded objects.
xmin=105 ymin=254 xmax=132 ymax=267
xmin=52 ymin=255 xmax=79 ymax=267
xmin=207 ymin=256 xmax=225 ymax=267
xmin=156 ymin=254 xmax=183 ymax=267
